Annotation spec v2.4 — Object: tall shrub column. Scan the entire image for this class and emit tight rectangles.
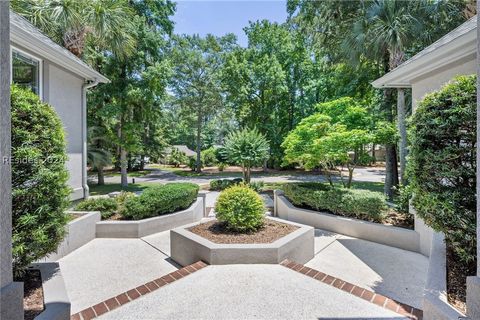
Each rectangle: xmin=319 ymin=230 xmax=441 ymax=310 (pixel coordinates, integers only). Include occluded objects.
xmin=0 ymin=3 xmax=24 ymax=319
xmin=466 ymin=8 xmax=480 ymax=318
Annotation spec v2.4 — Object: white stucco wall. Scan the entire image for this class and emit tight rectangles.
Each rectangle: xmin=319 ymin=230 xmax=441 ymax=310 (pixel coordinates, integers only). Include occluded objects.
xmin=44 ymin=62 xmax=85 ymax=200
xmin=11 ymin=43 xmax=86 ymax=200
xmin=411 ymin=53 xmax=476 ymax=111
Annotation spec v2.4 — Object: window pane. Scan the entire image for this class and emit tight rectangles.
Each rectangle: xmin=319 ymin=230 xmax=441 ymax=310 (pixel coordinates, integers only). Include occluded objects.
xmin=12 ymin=50 xmax=40 ymax=95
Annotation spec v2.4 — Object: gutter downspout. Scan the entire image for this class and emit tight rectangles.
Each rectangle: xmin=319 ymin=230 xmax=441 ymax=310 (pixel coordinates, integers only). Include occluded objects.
xmin=82 ymin=79 xmax=99 ymax=199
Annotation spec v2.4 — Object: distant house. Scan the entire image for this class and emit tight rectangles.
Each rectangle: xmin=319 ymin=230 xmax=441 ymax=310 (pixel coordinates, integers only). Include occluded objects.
xmin=9 ymin=11 xmax=109 ymax=200
xmin=165 ymin=145 xmax=197 ymax=158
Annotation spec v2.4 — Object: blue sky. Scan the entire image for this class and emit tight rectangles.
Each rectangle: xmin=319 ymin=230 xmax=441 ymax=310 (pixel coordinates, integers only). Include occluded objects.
xmin=172 ymin=0 xmax=288 ymax=47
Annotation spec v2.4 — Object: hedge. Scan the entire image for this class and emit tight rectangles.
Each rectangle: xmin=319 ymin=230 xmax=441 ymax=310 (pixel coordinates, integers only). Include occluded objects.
xmin=122 ymin=183 xmax=199 ymax=220
xmin=283 ymin=183 xmax=387 ymax=223
xmin=75 ymin=197 xmax=118 ymax=219
xmin=210 ymin=178 xmax=243 ymax=191
xmin=409 ymin=75 xmax=476 ymax=264
xmin=11 ymin=85 xmax=70 ymax=276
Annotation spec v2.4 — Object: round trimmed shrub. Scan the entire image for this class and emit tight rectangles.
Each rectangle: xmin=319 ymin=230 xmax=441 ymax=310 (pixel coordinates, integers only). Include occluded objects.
xmin=409 ymin=75 xmax=476 ymax=264
xmin=11 ymin=85 xmax=70 ymax=276
xmin=75 ymin=197 xmax=118 ymax=219
xmin=122 ymin=183 xmax=199 ymax=220
xmin=215 ymin=185 xmax=265 ymax=232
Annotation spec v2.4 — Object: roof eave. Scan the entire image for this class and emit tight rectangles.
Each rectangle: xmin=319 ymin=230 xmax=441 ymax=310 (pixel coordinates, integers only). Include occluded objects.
xmin=10 ymin=24 xmax=109 ymax=84
xmin=372 ymin=26 xmax=476 ymax=89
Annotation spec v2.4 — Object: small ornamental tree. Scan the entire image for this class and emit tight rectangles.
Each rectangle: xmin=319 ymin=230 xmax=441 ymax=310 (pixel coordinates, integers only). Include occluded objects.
xmin=409 ymin=75 xmax=476 ymax=265
xmin=11 ymin=86 xmax=70 ymax=276
xmin=222 ymin=128 xmax=269 ymax=183
xmin=282 ymin=106 xmax=372 ymax=187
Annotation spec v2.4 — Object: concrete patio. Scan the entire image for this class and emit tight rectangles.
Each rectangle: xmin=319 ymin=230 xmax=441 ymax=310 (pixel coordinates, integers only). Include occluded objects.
xmin=58 ymin=222 xmax=428 ymax=319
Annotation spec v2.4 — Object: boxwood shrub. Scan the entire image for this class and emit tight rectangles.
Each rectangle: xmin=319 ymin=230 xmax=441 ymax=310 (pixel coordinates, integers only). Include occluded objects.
xmin=215 ymin=184 xmax=265 ymax=232
xmin=122 ymin=183 xmax=199 ymax=220
xmin=283 ymin=183 xmax=387 ymax=223
xmin=210 ymin=178 xmax=243 ymax=191
xmin=409 ymin=75 xmax=476 ymax=264
xmin=75 ymin=197 xmax=118 ymax=219
xmin=11 ymin=85 xmax=70 ymax=276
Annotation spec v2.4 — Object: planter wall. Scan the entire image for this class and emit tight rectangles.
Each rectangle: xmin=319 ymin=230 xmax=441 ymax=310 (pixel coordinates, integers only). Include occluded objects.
xmin=274 ymin=190 xmax=468 ymax=319
xmin=39 ymin=211 xmax=101 ymax=262
xmin=170 ymin=217 xmax=315 ymax=266
xmin=274 ymin=191 xmax=419 ymax=253
xmin=33 ymin=262 xmax=70 ymax=320
xmin=96 ymin=197 xmax=204 ymax=238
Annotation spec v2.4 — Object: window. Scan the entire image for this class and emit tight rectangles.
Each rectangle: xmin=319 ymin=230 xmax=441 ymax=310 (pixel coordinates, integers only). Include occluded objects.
xmin=11 ymin=49 xmax=42 ymax=97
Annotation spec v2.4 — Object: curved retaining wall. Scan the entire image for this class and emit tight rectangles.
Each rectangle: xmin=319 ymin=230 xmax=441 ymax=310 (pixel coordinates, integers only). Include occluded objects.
xmin=96 ymin=197 xmax=204 ymax=238
xmin=274 ymin=190 xmax=467 ymax=319
xmin=274 ymin=192 xmax=419 ymax=252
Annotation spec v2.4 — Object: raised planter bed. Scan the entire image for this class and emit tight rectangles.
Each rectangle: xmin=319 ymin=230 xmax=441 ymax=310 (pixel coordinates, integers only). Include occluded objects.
xmin=170 ymin=217 xmax=314 ymax=266
xmin=96 ymin=197 xmax=204 ymax=238
xmin=31 ymin=262 xmax=70 ymax=320
xmin=274 ymin=191 xmax=420 ymax=253
xmin=39 ymin=211 xmax=101 ymax=262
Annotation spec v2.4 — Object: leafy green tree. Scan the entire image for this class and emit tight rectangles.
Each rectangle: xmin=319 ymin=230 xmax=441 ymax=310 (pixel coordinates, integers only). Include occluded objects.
xmin=223 ymin=128 xmax=269 ymax=183
xmin=11 ymin=0 xmax=136 ymax=58
xmin=169 ymin=34 xmax=237 ymax=172
xmin=283 ymin=98 xmax=373 ymax=187
xmin=169 ymin=148 xmax=187 ymax=167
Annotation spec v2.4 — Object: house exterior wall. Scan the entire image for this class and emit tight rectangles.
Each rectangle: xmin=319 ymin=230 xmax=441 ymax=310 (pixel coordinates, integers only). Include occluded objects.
xmin=11 ymin=43 xmax=86 ymax=200
xmin=411 ymin=53 xmax=476 ymax=111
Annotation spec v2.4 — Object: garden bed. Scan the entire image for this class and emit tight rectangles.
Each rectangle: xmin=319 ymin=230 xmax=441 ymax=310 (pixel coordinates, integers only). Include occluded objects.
xmin=446 ymin=244 xmax=476 ymax=314
xmin=22 ymin=269 xmax=44 ymax=320
xmin=171 ymin=217 xmax=314 ymax=266
xmin=189 ymin=219 xmax=298 ymax=244
xmin=96 ymin=197 xmax=204 ymax=238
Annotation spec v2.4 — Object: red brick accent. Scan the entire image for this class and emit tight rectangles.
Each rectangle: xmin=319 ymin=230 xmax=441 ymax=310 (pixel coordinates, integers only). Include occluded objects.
xmin=280 ymin=259 xmax=423 ymax=320
xmin=92 ymin=302 xmax=108 ymax=317
xmin=70 ymin=261 xmax=208 ymax=320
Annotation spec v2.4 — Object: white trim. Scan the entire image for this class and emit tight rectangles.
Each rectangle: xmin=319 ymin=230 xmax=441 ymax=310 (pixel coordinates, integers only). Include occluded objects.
xmin=10 ymin=13 xmax=109 ymax=83
xmin=10 ymin=46 xmax=43 ymax=100
xmin=372 ymin=22 xmax=476 ymax=88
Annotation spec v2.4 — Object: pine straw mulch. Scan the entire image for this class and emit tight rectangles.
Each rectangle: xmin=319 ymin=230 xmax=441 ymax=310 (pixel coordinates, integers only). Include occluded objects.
xmin=189 ymin=219 xmax=298 ymax=244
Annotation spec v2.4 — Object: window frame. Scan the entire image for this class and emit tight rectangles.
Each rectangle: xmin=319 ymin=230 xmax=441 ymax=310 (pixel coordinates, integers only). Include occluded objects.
xmin=10 ymin=46 xmax=43 ymax=100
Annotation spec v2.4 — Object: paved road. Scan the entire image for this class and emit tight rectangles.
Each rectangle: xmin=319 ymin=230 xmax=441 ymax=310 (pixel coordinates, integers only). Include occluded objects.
xmin=97 ymin=166 xmax=386 ymax=186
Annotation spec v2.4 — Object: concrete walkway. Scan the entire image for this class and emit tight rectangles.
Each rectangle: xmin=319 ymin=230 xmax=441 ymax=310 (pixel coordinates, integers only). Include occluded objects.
xmin=59 ymin=238 xmax=178 ymax=314
xmin=308 ymin=230 xmax=428 ymax=309
xmin=98 ymin=264 xmax=408 ymax=320
xmin=59 ymin=226 xmax=427 ymax=317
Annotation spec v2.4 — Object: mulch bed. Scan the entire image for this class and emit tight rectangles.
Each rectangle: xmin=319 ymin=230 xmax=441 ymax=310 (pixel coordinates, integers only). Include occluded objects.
xmin=446 ymin=244 xmax=476 ymax=314
xmin=189 ymin=219 xmax=298 ymax=244
xmin=22 ymin=269 xmax=44 ymax=320
xmin=383 ymin=208 xmax=414 ymax=229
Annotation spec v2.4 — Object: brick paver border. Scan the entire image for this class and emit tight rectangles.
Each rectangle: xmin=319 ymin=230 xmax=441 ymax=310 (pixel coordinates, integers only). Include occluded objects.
xmin=71 ymin=261 xmax=208 ymax=320
xmin=280 ymin=259 xmax=423 ymax=320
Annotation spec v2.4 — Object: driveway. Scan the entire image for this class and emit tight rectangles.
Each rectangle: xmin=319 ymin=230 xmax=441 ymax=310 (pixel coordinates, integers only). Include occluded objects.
xmin=97 ymin=166 xmax=386 ymax=186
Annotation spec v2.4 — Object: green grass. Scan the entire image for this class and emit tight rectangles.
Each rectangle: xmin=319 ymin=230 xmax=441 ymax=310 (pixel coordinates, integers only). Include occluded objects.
xmin=88 ymin=182 xmax=160 ymax=196
xmin=103 ymin=170 xmax=151 ymax=178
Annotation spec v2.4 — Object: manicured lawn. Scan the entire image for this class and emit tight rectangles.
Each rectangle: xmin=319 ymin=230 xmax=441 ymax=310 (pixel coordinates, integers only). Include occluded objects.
xmin=103 ymin=170 xmax=152 ymax=178
xmin=88 ymin=183 xmax=159 ymax=196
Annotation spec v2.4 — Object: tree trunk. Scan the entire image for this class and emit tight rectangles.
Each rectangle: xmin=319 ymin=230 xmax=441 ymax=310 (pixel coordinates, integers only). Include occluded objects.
xmin=118 ymin=124 xmax=128 ymax=187
xmin=195 ymin=108 xmax=202 ymax=173
xmin=347 ymin=165 xmax=354 ymax=189
xmin=140 ymin=155 xmax=145 ymax=171
xmin=245 ymin=166 xmax=251 ymax=184
xmin=397 ymin=88 xmax=407 ymax=185
xmin=97 ymin=167 xmax=105 ymax=186
xmin=372 ymin=144 xmax=376 ymax=164
xmin=383 ymin=88 xmax=399 ymax=200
